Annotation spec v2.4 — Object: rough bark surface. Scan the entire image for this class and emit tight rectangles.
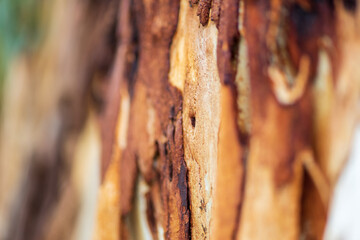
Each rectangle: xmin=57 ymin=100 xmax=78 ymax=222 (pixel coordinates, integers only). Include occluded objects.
xmin=1 ymin=0 xmax=360 ymax=240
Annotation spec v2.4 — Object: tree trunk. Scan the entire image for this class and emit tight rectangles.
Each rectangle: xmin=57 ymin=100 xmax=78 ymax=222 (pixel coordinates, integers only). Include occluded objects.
xmin=1 ymin=0 xmax=360 ymax=239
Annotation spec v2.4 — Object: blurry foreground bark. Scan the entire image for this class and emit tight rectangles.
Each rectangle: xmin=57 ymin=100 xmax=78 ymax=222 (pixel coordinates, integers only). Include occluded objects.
xmin=1 ymin=0 xmax=360 ymax=239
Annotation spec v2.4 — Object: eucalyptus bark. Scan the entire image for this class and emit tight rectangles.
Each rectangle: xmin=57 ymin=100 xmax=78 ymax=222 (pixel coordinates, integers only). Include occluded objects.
xmin=1 ymin=0 xmax=359 ymax=240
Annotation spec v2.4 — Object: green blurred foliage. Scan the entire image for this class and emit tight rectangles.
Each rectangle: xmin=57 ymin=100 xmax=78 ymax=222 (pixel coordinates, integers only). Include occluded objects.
xmin=0 ymin=0 xmax=44 ymax=106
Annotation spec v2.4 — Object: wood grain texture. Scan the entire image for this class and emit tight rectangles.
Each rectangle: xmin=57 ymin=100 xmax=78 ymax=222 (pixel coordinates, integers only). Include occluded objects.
xmin=2 ymin=0 xmax=360 ymax=239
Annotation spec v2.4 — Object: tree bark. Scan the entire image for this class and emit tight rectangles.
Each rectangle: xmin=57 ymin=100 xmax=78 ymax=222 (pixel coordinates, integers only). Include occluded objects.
xmin=1 ymin=0 xmax=360 ymax=239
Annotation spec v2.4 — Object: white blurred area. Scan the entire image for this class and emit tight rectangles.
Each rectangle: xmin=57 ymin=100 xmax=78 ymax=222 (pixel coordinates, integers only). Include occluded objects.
xmin=325 ymin=126 xmax=360 ymax=240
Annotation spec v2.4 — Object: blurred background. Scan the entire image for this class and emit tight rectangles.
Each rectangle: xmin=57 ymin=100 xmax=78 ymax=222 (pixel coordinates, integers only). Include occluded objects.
xmin=0 ymin=0 xmax=113 ymax=239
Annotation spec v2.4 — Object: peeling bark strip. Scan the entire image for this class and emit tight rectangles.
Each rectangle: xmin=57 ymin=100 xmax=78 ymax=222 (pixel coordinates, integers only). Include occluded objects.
xmin=161 ymin=115 xmax=190 ymax=240
xmin=212 ymin=85 xmax=245 ymax=240
xmin=238 ymin=0 xmax=312 ymax=239
xmin=197 ymin=0 xmax=212 ymax=26
xmin=99 ymin=0 xmax=135 ymax=178
xmin=118 ymin=0 xmax=190 ymax=239
xmin=282 ymin=1 xmax=336 ymax=239
xmin=211 ymin=0 xmax=248 ymax=239
xmin=211 ymin=0 xmax=221 ymax=27
xmin=170 ymin=0 xmax=221 ymax=238
xmin=94 ymin=0 xmax=137 ymax=238
xmin=216 ymin=0 xmax=240 ymax=86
